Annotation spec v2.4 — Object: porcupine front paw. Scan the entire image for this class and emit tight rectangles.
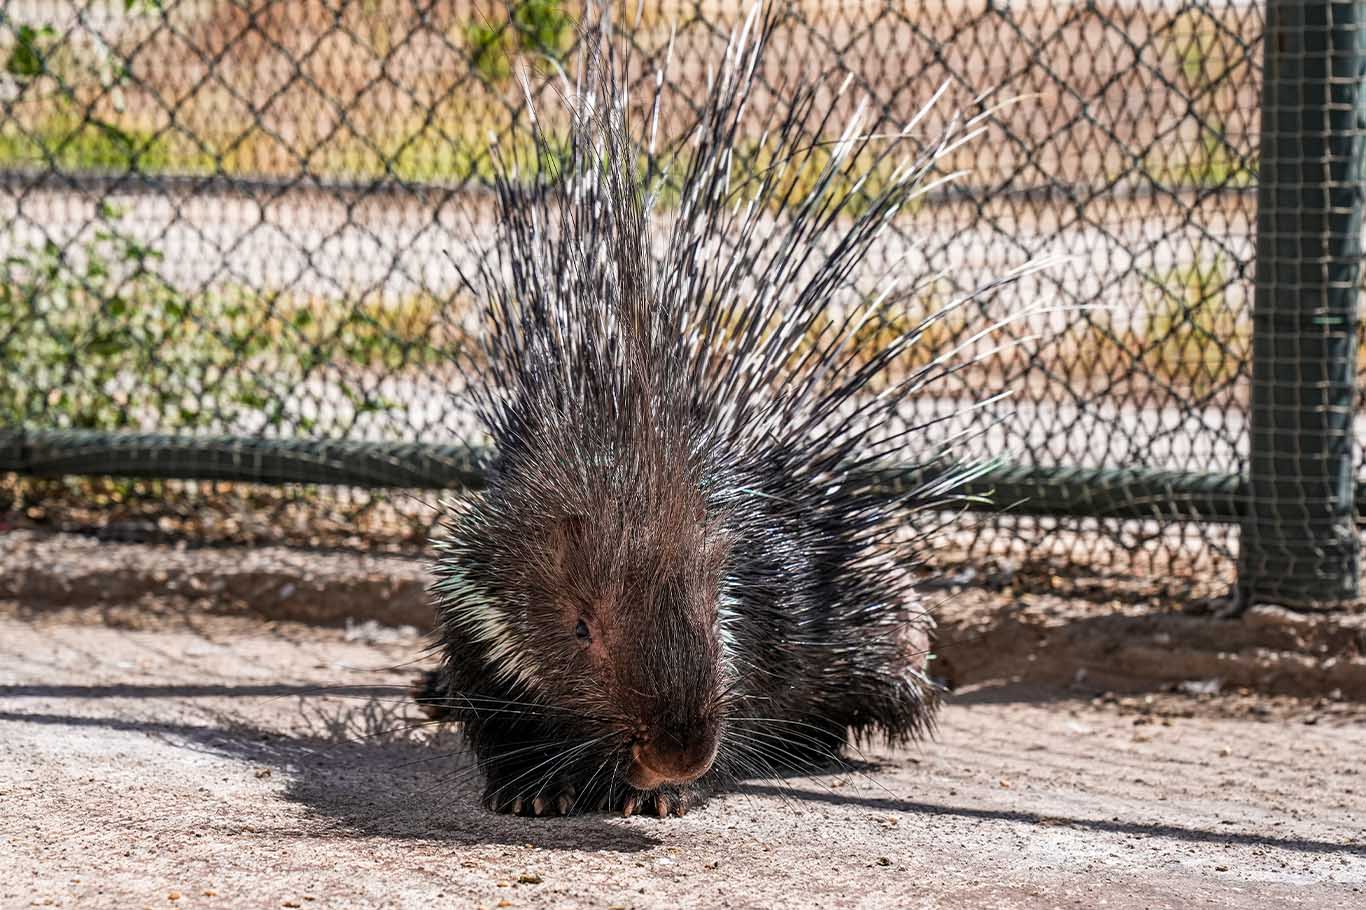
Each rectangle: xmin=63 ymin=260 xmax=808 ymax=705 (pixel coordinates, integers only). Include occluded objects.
xmin=601 ymin=784 xmax=702 ymax=818
xmin=482 ymin=774 xmax=583 ymax=817
xmin=481 ymin=775 xmax=704 ymax=818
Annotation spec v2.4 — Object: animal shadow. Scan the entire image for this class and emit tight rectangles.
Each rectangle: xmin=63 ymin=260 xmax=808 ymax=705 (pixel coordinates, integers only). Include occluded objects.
xmin=0 ymin=683 xmax=660 ymax=853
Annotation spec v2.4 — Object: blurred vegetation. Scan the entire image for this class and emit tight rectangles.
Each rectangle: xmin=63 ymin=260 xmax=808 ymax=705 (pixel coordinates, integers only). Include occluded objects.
xmin=0 ymin=204 xmax=456 ymax=434
xmin=0 ymin=115 xmax=207 ymax=173
xmin=468 ymin=0 xmax=573 ymax=83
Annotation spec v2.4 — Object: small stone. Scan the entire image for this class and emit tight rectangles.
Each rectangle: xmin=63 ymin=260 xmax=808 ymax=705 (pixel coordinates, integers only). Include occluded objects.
xmin=877 ymin=857 xmax=892 ymax=867
xmin=168 ymin=894 xmax=182 ymax=903
xmin=255 ymin=768 xmax=272 ymax=779
xmin=517 ymin=873 xmax=542 ymax=885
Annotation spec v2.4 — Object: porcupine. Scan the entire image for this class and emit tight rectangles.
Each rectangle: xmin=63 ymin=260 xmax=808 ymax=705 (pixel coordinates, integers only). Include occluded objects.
xmin=415 ymin=2 xmax=1015 ymax=818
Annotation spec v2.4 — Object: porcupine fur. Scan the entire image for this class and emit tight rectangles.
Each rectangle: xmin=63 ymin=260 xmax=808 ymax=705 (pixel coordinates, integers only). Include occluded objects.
xmin=416 ymin=2 xmax=1016 ymax=818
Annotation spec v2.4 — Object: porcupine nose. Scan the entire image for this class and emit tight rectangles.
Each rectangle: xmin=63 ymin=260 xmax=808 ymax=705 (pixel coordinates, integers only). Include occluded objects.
xmin=627 ymin=727 xmax=719 ymax=789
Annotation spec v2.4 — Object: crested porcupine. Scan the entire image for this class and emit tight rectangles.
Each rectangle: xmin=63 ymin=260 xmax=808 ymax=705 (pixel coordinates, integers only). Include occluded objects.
xmin=415 ymin=2 xmax=1025 ymax=818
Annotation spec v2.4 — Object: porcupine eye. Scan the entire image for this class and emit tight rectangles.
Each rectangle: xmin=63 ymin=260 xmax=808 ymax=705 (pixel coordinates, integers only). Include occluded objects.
xmin=574 ymin=619 xmax=591 ymax=644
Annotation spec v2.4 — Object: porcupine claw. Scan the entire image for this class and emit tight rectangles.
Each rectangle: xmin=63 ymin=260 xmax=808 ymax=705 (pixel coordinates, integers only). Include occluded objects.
xmin=557 ymin=785 xmax=576 ymax=816
xmin=534 ymin=780 xmax=576 ymax=817
xmin=653 ymin=791 xmax=690 ymax=817
xmin=589 ymin=786 xmax=696 ymax=818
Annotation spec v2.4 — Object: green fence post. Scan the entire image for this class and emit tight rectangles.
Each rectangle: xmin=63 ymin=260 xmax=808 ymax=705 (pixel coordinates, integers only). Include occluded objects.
xmin=1240 ymin=0 xmax=1365 ymax=606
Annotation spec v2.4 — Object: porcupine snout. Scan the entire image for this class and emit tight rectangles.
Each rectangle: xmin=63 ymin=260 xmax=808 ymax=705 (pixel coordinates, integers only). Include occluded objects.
xmin=621 ymin=604 xmax=723 ymax=790
xmin=627 ymin=720 xmax=720 ymax=789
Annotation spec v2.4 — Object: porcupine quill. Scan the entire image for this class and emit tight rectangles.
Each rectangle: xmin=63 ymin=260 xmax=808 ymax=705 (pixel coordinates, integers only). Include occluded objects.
xmin=417 ymin=1 xmax=1042 ymax=818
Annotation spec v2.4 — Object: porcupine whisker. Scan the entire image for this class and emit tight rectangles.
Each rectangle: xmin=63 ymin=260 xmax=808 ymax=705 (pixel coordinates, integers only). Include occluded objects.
xmin=724 ymin=730 xmax=849 ymax=779
xmin=714 ymin=738 xmax=814 ymax=815
xmin=487 ymin=735 xmax=615 ymax=808
xmin=377 ymin=763 xmax=493 ymax=824
xmin=378 ymin=728 xmax=594 ymax=777
xmin=376 ymin=743 xmax=484 ymax=776
xmin=715 ymin=739 xmax=787 ymax=793
xmin=420 ymin=692 xmax=586 ymax=718
xmin=572 ymin=752 xmax=615 ymax=814
xmin=408 ymin=738 xmax=573 ymax=803
xmin=283 ymin=688 xmax=582 ymax=722
xmin=724 ymin=731 xmax=855 ymax=793
xmin=421 ymin=736 xmax=566 ymax=784
xmin=728 ymin=716 xmax=910 ymax=800
xmin=730 ymin=717 xmax=847 ymax=750
xmin=519 ymin=736 xmax=613 ymax=809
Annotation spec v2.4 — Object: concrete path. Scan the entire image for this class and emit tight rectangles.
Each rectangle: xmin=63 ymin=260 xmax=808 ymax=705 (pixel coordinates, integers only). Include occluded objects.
xmin=2 ymin=607 xmax=1362 ymax=909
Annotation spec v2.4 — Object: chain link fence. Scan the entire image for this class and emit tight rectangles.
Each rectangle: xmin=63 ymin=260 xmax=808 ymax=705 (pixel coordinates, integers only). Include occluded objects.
xmin=0 ymin=1 xmax=1359 ymax=604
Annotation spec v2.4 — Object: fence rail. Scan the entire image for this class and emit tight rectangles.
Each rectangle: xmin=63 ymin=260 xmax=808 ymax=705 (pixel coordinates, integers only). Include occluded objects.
xmin=0 ymin=427 xmax=1314 ymax=525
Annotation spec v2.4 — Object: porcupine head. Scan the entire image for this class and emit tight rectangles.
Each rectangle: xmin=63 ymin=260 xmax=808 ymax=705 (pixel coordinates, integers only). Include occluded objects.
xmin=422 ymin=1 xmax=1016 ymax=818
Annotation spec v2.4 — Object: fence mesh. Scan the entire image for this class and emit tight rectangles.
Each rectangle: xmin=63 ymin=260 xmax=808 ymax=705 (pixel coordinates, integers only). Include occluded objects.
xmin=0 ymin=0 xmax=1354 ymax=602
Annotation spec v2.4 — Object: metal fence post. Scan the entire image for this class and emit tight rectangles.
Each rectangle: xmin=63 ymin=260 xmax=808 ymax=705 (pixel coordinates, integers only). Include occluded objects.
xmin=1240 ymin=0 xmax=1365 ymax=606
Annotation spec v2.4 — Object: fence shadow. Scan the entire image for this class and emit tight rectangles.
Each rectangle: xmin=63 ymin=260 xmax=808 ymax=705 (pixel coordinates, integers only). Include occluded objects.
xmin=730 ymin=782 xmax=1366 ymax=859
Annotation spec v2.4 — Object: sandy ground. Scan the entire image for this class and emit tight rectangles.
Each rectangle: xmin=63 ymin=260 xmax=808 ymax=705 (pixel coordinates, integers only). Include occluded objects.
xmin=1 ymin=600 xmax=1363 ymax=910
xmin=5 ymin=528 xmax=1365 ymax=699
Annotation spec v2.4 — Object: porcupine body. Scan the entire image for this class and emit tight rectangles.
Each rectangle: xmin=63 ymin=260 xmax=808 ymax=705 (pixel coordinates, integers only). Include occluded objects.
xmin=417 ymin=4 xmax=1004 ymax=818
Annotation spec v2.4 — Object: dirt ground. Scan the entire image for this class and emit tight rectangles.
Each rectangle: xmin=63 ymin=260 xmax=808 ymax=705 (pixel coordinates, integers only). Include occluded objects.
xmin=2 ymin=532 xmax=1365 ymax=909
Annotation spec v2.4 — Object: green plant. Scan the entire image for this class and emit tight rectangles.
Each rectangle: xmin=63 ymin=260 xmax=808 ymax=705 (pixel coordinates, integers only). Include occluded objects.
xmin=512 ymin=0 xmax=571 ymax=60
xmin=0 ymin=115 xmax=206 ymax=173
xmin=466 ymin=0 xmax=571 ymax=83
xmin=0 ymin=204 xmax=280 ymax=431
xmin=3 ymin=5 xmax=192 ymax=175
xmin=0 ymin=206 xmax=460 ymax=435
xmin=4 ymin=23 xmax=55 ymax=80
xmin=467 ymin=20 xmax=512 ymax=82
